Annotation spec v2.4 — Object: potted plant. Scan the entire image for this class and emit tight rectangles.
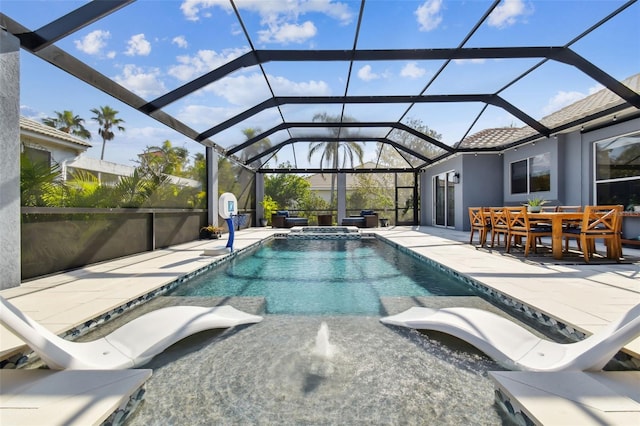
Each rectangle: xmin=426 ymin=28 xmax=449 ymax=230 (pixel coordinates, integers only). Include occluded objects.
xmin=524 ymin=196 xmax=548 ymax=213
xmin=260 ymin=195 xmax=278 ymax=227
xmin=200 ymin=225 xmax=222 ymax=239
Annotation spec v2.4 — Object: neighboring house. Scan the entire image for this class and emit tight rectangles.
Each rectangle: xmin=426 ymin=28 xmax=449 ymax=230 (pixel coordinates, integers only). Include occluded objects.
xmin=20 ymin=116 xmax=200 ymax=189
xmin=306 ymin=161 xmax=393 ymax=203
xmin=420 ymin=73 xmax=640 ymax=240
xmin=20 ymin=116 xmax=92 ymax=166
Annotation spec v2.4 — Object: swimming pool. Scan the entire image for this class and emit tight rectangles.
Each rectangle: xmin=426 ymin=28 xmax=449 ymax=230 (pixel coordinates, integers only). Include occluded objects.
xmin=169 ymin=238 xmax=478 ymax=315
xmin=120 ymin=235 xmax=527 ymax=425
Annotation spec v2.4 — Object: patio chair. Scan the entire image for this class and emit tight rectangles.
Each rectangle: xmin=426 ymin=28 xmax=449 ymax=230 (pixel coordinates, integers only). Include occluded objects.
xmin=380 ymin=303 xmax=640 ymax=372
xmin=557 ymin=205 xmax=583 ymax=252
xmin=272 ymin=211 xmax=309 ymax=228
xmin=0 ymin=295 xmax=263 ymax=370
xmin=505 ymin=206 xmax=552 ymax=256
xmin=489 ymin=207 xmax=509 ymax=248
xmin=562 ymin=205 xmax=623 ymax=263
xmin=468 ymin=207 xmax=490 ymax=246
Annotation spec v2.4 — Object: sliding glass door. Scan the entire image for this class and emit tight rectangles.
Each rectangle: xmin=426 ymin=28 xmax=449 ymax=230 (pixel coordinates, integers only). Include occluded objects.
xmin=434 ymin=172 xmax=456 ymax=228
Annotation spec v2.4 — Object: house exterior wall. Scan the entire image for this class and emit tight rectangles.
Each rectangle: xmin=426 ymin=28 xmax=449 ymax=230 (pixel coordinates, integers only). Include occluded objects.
xmin=420 ymin=155 xmax=463 ymax=228
xmin=420 ymin=117 xmax=640 ymax=232
xmin=502 ymin=138 xmax=559 ymax=206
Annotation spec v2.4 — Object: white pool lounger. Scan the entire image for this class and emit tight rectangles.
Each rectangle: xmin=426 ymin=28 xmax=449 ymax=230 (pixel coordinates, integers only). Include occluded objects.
xmin=0 ymin=295 xmax=263 ymax=370
xmin=380 ymin=304 xmax=640 ymax=372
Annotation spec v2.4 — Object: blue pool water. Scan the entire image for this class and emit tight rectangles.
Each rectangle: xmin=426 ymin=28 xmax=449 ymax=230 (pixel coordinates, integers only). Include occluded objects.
xmin=170 ymin=238 xmax=477 ymax=315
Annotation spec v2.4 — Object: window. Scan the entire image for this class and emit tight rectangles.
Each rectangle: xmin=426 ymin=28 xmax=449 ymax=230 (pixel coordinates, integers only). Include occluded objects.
xmin=24 ymin=146 xmax=51 ymax=166
xmin=595 ymin=132 xmax=640 ymax=209
xmin=510 ymin=153 xmax=550 ymax=194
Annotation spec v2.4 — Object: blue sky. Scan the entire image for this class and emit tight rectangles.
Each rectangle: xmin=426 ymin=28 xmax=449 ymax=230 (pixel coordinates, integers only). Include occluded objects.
xmin=4 ymin=0 xmax=639 ymax=168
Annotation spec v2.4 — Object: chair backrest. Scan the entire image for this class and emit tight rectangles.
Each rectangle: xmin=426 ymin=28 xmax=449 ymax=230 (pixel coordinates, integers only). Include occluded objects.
xmin=505 ymin=206 xmax=530 ymax=232
xmin=468 ymin=207 xmax=489 ymax=228
xmin=489 ymin=207 xmax=509 ymax=231
xmin=566 ymin=303 xmax=640 ymax=371
xmin=0 ymin=295 xmax=75 ymax=369
xmin=579 ymin=205 xmax=623 ymax=235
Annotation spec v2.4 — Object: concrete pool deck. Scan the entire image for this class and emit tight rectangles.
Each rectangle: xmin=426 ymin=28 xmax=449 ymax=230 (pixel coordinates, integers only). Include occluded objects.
xmin=1 ymin=226 xmax=639 ymax=425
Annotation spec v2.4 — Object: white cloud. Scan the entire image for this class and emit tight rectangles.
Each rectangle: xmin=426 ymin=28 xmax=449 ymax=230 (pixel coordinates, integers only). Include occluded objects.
xmin=168 ymin=47 xmax=250 ymax=81
xmin=74 ymin=30 xmax=111 ymax=55
xmin=181 ymin=0 xmax=230 ymax=22
xmin=180 ymin=0 xmax=353 ymax=48
xmin=415 ymin=0 xmax=443 ymax=32
xmin=453 ymin=58 xmax=486 ymax=65
xmin=172 ymin=36 xmax=189 ymax=49
xmin=488 ymin=0 xmax=529 ymax=28
xmin=204 ymin=72 xmax=330 ymax=105
xmin=357 ymin=65 xmax=380 ymax=81
xmin=542 ymin=90 xmax=586 ymax=115
xmin=114 ymin=64 xmax=167 ymax=98
xmin=400 ymin=62 xmax=426 ymax=78
xmin=181 ymin=0 xmax=353 ymax=23
xmin=268 ymin=75 xmax=330 ymax=96
xmin=258 ymin=21 xmax=317 ymax=44
xmin=125 ymin=34 xmax=151 ymax=56
xmin=177 ymin=104 xmax=235 ymax=126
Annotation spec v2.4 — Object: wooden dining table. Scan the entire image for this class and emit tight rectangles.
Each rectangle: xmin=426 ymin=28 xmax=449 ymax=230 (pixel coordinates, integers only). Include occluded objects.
xmin=526 ymin=211 xmax=583 ymax=259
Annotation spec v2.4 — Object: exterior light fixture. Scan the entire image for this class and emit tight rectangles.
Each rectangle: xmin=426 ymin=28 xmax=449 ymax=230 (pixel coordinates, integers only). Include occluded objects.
xmin=453 ymin=172 xmax=461 ymax=184
xmin=613 ymin=115 xmax=617 ymax=121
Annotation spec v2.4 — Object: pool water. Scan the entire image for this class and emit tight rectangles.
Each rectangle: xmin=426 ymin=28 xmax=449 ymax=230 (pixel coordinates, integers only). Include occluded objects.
xmin=170 ymin=238 xmax=477 ymax=315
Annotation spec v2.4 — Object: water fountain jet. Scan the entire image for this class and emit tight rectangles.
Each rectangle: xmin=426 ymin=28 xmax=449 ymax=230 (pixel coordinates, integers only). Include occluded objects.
xmin=312 ymin=321 xmax=335 ymax=359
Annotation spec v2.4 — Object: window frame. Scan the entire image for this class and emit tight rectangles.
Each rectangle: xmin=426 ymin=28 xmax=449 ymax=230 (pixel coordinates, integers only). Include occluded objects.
xmin=509 ymin=152 xmax=551 ymax=195
xmin=593 ymin=131 xmax=640 ymax=209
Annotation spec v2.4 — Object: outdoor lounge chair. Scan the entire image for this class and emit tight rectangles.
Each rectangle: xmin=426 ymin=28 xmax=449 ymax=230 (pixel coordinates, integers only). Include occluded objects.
xmin=380 ymin=304 xmax=640 ymax=372
xmin=271 ymin=211 xmax=309 ymax=228
xmin=0 ymin=295 xmax=263 ymax=370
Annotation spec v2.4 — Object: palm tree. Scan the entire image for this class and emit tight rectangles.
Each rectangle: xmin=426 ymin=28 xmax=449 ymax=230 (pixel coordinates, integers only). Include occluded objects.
xmin=138 ymin=140 xmax=189 ymax=181
xmin=307 ymin=112 xmax=364 ymax=205
xmin=42 ymin=110 xmax=91 ymax=140
xmin=238 ymin=127 xmax=275 ymax=167
xmin=90 ymin=106 xmax=126 ymax=160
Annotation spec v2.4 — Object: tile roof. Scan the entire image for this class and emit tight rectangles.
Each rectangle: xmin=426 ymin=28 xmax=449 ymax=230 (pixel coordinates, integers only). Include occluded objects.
xmin=20 ymin=116 xmax=92 ymax=148
xmin=459 ymin=73 xmax=640 ymax=149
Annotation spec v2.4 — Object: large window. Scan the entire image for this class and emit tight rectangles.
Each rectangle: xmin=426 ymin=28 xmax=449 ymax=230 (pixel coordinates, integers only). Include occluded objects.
xmin=595 ymin=132 xmax=640 ymax=209
xmin=510 ymin=153 xmax=551 ymax=194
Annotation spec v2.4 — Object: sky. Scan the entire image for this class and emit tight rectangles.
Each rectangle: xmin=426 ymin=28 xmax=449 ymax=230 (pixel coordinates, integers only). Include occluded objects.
xmin=4 ymin=0 xmax=639 ymax=169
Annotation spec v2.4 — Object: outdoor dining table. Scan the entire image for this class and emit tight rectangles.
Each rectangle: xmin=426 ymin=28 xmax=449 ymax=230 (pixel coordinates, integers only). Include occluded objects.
xmin=526 ymin=211 xmax=584 ymax=259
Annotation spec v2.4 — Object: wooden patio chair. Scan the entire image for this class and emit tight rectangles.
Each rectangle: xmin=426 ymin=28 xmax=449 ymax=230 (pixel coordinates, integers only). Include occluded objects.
xmin=489 ymin=207 xmax=509 ymax=248
xmin=505 ymin=206 xmax=553 ymax=256
xmin=562 ymin=205 xmax=623 ymax=263
xmin=468 ymin=207 xmax=490 ymax=246
xmin=557 ymin=205 xmax=583 ymax=252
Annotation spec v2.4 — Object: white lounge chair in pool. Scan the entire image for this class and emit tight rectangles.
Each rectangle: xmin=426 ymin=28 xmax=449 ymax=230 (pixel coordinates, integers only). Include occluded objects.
xmin=380 ymin=304 xmax=640 ymax=372
xmin=0 ymin=295 xmax=263 ymax=370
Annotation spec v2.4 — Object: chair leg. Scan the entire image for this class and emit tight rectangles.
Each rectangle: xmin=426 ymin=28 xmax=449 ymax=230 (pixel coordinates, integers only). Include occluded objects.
xmin=524 ymin=237 xmax=531 ymax=257
xmin=469 ymin=229 xmax=475 ymax=245
xmin=580 ymin=235 xmax=590 ymax=263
